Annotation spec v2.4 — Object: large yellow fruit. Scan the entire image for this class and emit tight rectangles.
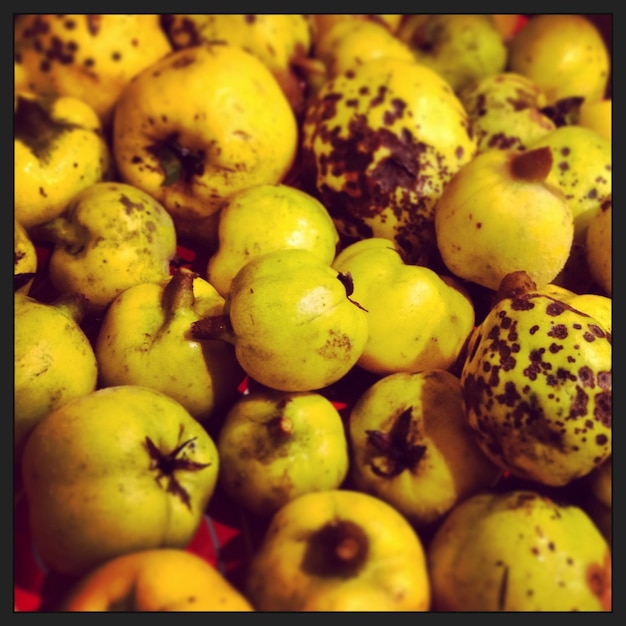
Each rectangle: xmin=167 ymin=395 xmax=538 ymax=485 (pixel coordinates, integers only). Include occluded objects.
xmin=113 ymin=43 xmax=298 ymax=232
xmin=435 ymin=147 xmax=574 ymax=291
xmin=22 ymin=385 xmax=220 ymax=577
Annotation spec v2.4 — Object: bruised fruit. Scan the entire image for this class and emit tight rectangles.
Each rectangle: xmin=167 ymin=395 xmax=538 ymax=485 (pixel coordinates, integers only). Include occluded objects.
xmin=428 ymin=489 xmax=611 ymax=611
xmin=434 ymin=147 xmax=574 ymax=291
xmin=301 ymin=56 xmax=477 ymax=265
xmin=460 ymin=271 xmax=612 ymax=486
xmin=527 ymin=126 xmax=611 ymax=241
xmin=526 ymin=126 xmax=611 ymax=293
xmin=33 ymin=182 xmax=177 ymax=315
xmin=458 ymin=72 xmax=556 ymax=153
xmin=14 ymin=14 xmax=172 ymax=127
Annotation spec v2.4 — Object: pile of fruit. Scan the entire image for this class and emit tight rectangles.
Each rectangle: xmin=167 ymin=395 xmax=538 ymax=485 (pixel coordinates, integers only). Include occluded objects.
xmin=14 ymin=14 xmax=612 ymax=612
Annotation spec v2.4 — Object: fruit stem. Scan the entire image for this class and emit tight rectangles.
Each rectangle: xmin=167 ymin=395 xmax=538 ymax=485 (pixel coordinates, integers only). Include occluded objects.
xmin=509 ymin=146 xmax=553 ymax=182
xmin=190 ymin=314 xmax=235 ymax=344
xmin=162 ymin=267 xmax=198 ymax=316
xmin=267 ymin=415 xmax=294 ymax=439
xmin=494 ymin=270 xmax=537 ymax=304
xmin=302 ymin=519 xmax=369 ymax=576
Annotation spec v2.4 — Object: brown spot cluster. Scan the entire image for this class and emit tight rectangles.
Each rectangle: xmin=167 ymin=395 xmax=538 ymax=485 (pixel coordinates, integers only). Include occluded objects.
xmin=301 ymin=86 xmax=462 ymax=261
xmin=15 ymin=15 xmax=108 ymax=73
xmin=462 ymin=293 xmax=611 ymax=482
xmin=318 ymin=329 xmax=352 ymax=360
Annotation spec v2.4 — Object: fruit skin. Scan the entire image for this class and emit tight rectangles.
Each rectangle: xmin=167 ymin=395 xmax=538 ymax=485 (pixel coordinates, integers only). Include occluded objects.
xmin=434 ymin=147 xmax=574 ymax=291
xmin=161 ymin=14 xmax=312 ymax=116
xmin=585 ymin=195 xmax=612 ymax=296
xmin=583 ymin=457 xmax=612 ymax=546
xmin=460 ymin=271 xmax=612 ymax=486
xmin=14 ymin=292 xmax=98 ymax=465
xmin=313 ymin=19 xmax=414 ymax=85
xmin=36 ymin=181 xmax=177 ymax=315
xmin=60 ymin=548 xmax=253 ymax=611
xmin=204 ymin=248 xmax=369 ymax=392
xmin=577 ymin=98 xmax=611 ymax=143
xmin=458 ymin=72 xmax=556 ymax=153
xmin=427 ymin=489 xmax=611 ymax=611
xmin=245 ymin=489 xmax=430 ymax=611
xmin=217 ymin=389 xmax=349 ymax=517
xmin=508 ymin=14 xmax=610 ymax=106
xmin=560 ymin=292 xmax=611 ymax=336
xmin=397 ymin=14 xmax=508 ymax=93
xmin=332 ymin=237 xmax=475 ymax=375
xmin=14 ymin=14 xmax=172 ymax=127
xmin=21 ymin=385 xmax=220 ymax=577
xmin=14 ymin=92 xmax=112 ymax=229
xmin=14 ymin=220 xmax=37 ymax=295
xmin=95 ymin=268 xmax=244 ymax=423
xmin=527 ymin=126 xmax=611 ymax=242
xmin=311 ymin=15 xmax=403 ymax=42
xmin=526 ymin=126 xmax=611 ymax=294
xmin=348 ymin=370 xmax=500 ymax=528
xmin=206 ymin=183 xmax=339 ymax=298
xmin=300 ymin=56 xmax=477 ymax=265
xmin=113 ymin=43 xmax=298 ymax=227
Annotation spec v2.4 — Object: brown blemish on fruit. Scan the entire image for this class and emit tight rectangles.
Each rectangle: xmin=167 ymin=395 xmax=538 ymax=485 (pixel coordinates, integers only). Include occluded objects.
xmin=119 ymin=194 xmax=145 ymax=215
xmin=86 ymin=15 xmax=101 ymax=36
xmin=171 ymin=53 xmax=195 ymax=69
xmin=318 ymin=329 xmax=352 ymax=360
xmin=586 ymin=551 xmax=611 ymax=611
